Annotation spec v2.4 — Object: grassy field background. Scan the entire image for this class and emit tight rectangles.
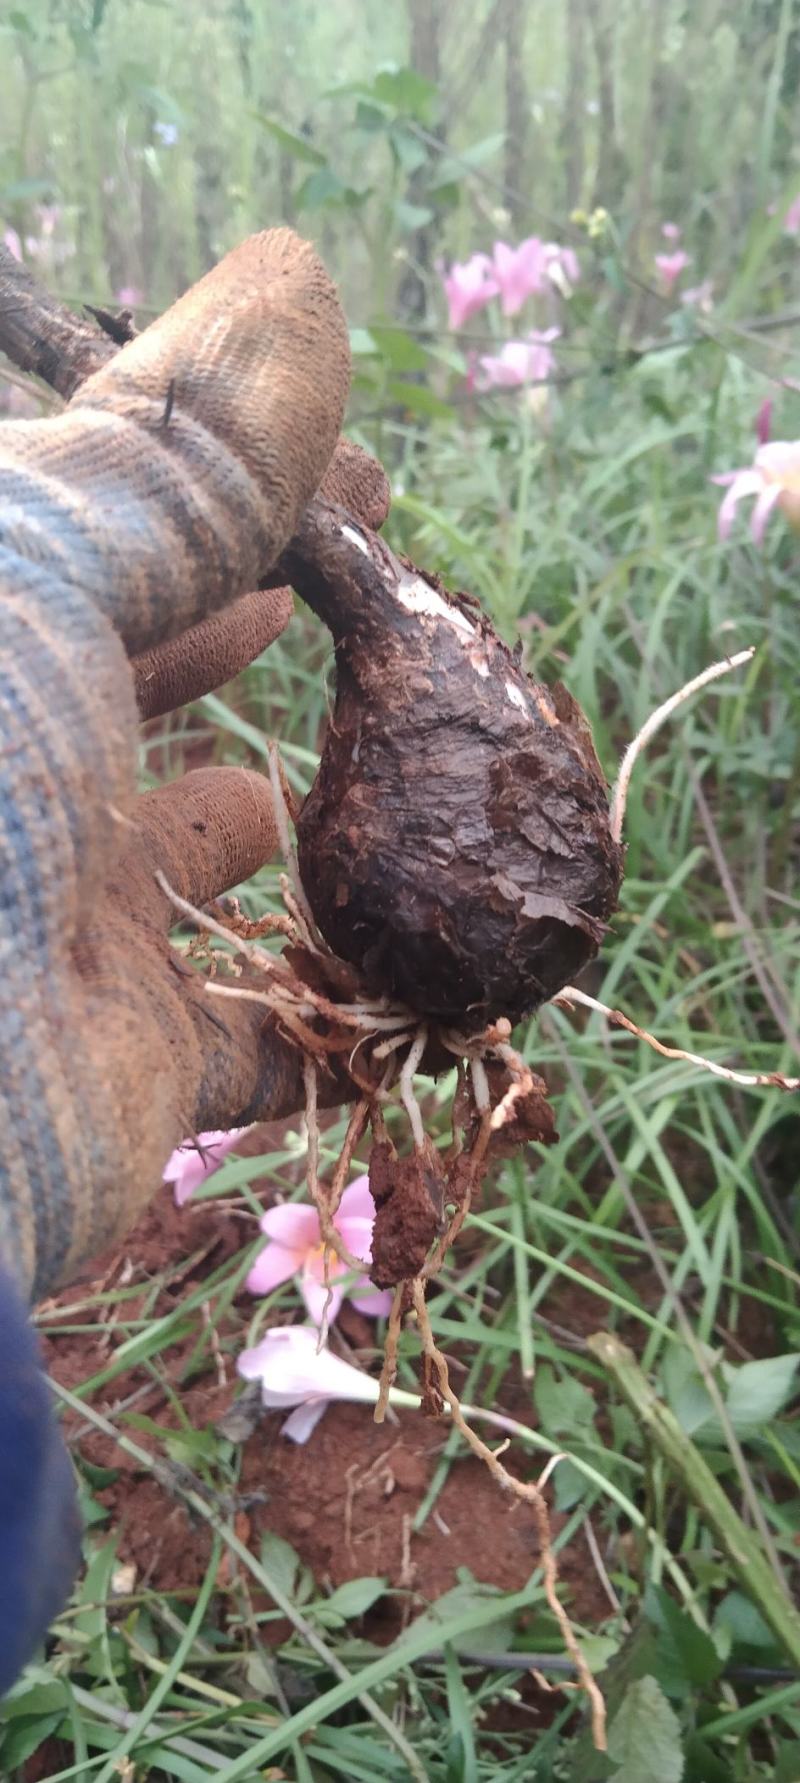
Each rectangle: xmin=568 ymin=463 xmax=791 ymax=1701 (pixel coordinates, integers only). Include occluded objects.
xmin=2 ymin=2 xmax=800 ymax=1778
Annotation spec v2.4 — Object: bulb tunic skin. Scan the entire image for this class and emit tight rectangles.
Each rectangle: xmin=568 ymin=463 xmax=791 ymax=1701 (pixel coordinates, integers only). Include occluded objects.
xmin=290 ymin=508 xmax=624 ymax=1027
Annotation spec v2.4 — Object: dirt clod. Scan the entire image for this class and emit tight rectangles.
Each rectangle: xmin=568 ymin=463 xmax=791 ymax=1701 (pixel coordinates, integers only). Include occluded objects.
xmin=368 ymin=1140 xmax=444 ymax=1286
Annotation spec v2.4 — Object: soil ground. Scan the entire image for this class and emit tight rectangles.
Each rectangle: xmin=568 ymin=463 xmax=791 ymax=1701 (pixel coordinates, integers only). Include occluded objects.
xmin=38 ymin=1189 xmax=612 ymax=1629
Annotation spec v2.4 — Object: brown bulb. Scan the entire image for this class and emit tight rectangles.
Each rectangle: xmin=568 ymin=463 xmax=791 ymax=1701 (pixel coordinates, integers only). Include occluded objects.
xmin=288 ymin=507 xmax=624 ymax=1030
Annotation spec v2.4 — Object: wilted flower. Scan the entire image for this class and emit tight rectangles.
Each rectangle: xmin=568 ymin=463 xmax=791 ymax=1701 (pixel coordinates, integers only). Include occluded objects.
xmin=246 ymin=1175 xmax=392 ymax=1326
xmin=713 ymin=441 xmax=800 ymax=543
xmin=164 ymin=1127 xmax=252 ymax=1206
xmin=442 ymin=253 xmax=498 ymax=329
xmin=755 ymin=397 xmax=773 ymax=445
xmin=237 ymin=1327 xmax=551 ymax=1461
xmin=655 ymin=249 xmax=691 ymax=294
xmin=237 ymin=1323 xmax=418 ymax=1442
xmin=679 ymin=278 xmax=713 ymax=314
xmin=478 ymin=328 xmax=559 ymax=391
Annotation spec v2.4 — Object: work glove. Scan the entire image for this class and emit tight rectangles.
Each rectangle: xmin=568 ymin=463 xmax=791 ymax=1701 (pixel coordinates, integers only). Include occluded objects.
xmin=0 ymin=227 xmax=388 ymax=1692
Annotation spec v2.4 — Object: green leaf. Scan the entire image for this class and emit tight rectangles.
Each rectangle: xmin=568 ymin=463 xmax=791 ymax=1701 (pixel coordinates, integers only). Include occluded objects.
xmin=0 ymin=1712 xmax=65 ymax=1769
xmin=775 ymin=1743 xmax=800 ymax=1783
xmin=321 ymin=1576 xmax=387 ymax=1619
xmin=249 ymin=114 xmax=326 ymax=166
xmin=660 ymin=1345 xmax=717 ymax=1438
xmin=0 ymin=1678 xmax=68 ymax=1720
xmin=386 ymin=377 xmax=454 ymax=419
xmin=68 ymin=1534 xmax=121 ymax=1648
xmin=388 ymin=123 xmax=428 ymax=174
xmin=662 ymin=1348 xmax=799 ymax=1443
xmin=648 ymin=1586 xmax=723 ymax=1691
xmin=723 ymin=1353 xmax=799 ymax=1435
xmin=392 ymin=197 xmax=433 ymax=231
xmin=428 ymin=131 xmax=506 ymax=190
xmin=9 ymin=9 xmax=36 ymax=37
xmin=683 ymin=1734 xmax=734 ymax=1783
xmin=369 ymin=325 xmax=431 ymax=372
xmin=714 ymin=1590 xmax=779 ymax=1653
xmin=260 ymin=1526 xmax=313 ymax=1611
xmin=553 ymin=1455 xmax=592 ymax=1511
xmin=371 ymin=66 xmax=437 ymax=120
xmin=534 ymin=1363 xmax=597 ymax=1437
xmin=349 ymin=326 xmax=380 ymax=358
xmin=607 ymin=1676 xmax=684 ymax=1783
xmin=295 ymin=168 xmax=363 ymax=212
xmin=0 ymin=176 xmax=56 ymax=203
xmin=403 ymin=1577 xmax=520 ymax=1655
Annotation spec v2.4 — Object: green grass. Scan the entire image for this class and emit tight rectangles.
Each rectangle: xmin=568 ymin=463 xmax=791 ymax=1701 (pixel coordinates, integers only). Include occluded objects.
xmin=11 ymin=332 xmax=797 ymax=1783
xmin=3 ymin=2 xmax=800 ymax=1777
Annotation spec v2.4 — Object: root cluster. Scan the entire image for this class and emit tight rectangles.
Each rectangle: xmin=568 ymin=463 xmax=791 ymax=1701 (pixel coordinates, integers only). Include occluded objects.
xmin=158 ymin=753 xmax=611 ymax=1743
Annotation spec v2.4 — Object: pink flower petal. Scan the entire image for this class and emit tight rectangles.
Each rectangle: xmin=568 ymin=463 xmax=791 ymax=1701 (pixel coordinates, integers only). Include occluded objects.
xmin=301 ymin=1276 xmax=345 ymax=1326
xmin=348 ymin=1279 xmax=394 ymax=1318
xmin=751 ymin=482 xmax=782 ymax=544
xmin=492 ymin=237 xmax=547 ymax=316
xmin=655 ymin=250 xmax=690 ymax=293
xmin=164 ymin=1128 xmax=250 ymax=1206
xmin=237 ymin=1323 xmax=379 ymax=1405
xmin=755 ymin=440 xmax=800 ymax=477
xmin=259 ymin=1202 xmax=320 ymax=1247
xmin=337 ymin=1176 xmax=375 ymax=1221
xmin=443 ymin=253 xmax=498 ymax=329
xmin=336 ymin=1214 xmax=374 ymax=1265
xmin=301 ymin=1252 xmax=346 ymax=1327
xmin=245 ymin=1242 xmax=305 ymax=1298
xmin=281 ymin=1400 xmax=329 ymax=1443
xmin=716 ymin=470 xmax=762 ymax=540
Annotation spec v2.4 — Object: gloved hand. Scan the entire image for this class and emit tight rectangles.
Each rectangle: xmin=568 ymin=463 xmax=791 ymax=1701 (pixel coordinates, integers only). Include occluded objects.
xmin=0 ymin=227 xmax=388 ymax=1690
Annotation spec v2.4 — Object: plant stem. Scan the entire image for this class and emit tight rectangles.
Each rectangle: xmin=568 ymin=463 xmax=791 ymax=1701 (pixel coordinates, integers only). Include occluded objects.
xmin=587 ymin=1331 xmax=800 ymax=1667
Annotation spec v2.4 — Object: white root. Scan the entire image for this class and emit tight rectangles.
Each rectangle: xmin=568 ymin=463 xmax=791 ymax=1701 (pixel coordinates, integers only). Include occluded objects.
xmin=609 ymin=647 xmax=755 ymax=844
xmin=558 ymin=983 xmax=800 ymax=1091
xmin=399 ymin=1025 xmax=429 ymax=1151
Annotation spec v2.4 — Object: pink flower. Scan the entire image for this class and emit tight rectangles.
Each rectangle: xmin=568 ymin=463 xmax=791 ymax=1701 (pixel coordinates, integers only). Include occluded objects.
xmin=478 ymin=328 xmax=559 ymax=390
xmin=783 ymin=195 xmax=800 ymax=236
xmin=679 ymin=278 xmax=713 ymax=314
xmin=237 ymin=1324 xmax=418 ymax=1443
xmin=164 ymin=1128 xmax=252 ymax=1206
xmin=544 ymin=241 xmax=580 ymax=290
xmin=442 ymin=253 xmax=498 ymax=329
xmin=713 ymin=440 xmax=800 ymax=543
xmin=491 ymin=237 xmax=547 ymax=315
xmin=655 ymin=250 xmax=691 ymax=294
xmin=2 ymin=228 xmax=22 ymax=262
xmin=116 ymin=284 xmax=144 ymax=309
xmin=661 ymin=221 xmax=681 ymax=242
xmin=246 ymin=1175 xmax=393 ymax=1326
